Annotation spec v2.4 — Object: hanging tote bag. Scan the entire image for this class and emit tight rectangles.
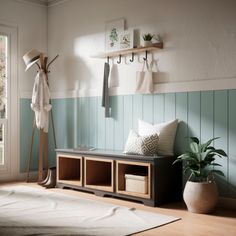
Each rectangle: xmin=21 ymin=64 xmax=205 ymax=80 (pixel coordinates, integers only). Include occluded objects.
xmin=135 ymin=60 xmax=154 ymax=94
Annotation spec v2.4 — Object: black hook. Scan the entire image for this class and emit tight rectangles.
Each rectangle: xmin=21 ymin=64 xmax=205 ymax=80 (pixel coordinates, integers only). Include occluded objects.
xmin=107 ymin=56 xmax=109 ymax=64
xmin=143 ymin=50 xmax=148 ymax=61
xmin=130 ymin=52 xmax=134 ymax=62
xmin=117 ymin=55 xmax=121 ymax=64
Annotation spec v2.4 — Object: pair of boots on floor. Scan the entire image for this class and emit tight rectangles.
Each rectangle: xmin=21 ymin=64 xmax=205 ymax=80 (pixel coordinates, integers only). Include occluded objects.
xmin=38 ymin=167 xmax=56 ymax=188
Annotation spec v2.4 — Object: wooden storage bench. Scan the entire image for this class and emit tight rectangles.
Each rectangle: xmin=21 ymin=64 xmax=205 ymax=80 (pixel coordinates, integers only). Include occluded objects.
xmin=56 ymin=149 xmax=182 ymax=207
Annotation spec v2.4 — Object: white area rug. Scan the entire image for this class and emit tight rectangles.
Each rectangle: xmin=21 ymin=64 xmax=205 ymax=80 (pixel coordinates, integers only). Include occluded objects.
xmin=0 ymin=185 xmax=180 ymax=236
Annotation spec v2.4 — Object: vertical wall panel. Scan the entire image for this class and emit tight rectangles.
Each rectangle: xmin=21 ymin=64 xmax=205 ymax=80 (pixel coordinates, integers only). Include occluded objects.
xmin=80 ymin=97 xmax=90 ymax=146
xmin=153 ymin=94 xmax=164 ymax=123
xmin=48 ymin=98 xmax=75 ymax=166
xmin=48 ymin=104 xmax=56 ymax=167
xmin=214 ymin=90 xmax=229 ymax=195
xmin=105 ymin=97 xmax=114 ymax=150
xmin=51 ymin=99 xmax=74 ymax=149
xmin=229 ymin=90 xmax=236 ymax=197
xmin=133 ymin=94 xmax=143 ymax=132
xmin=164 ymin=93 xmax=176 ymax=121
xmin=67 ymin=98 xmax=76 ymax=149
xmin=89 ymin=97 xmax=97 ymax=147
xmin=77 ymin=97 xmax=82 ymax=146
xmin=175 ymin=92 xmax=188 ymax=155
xmin=73 ymin=97 xmax=78 ymax=147
xmin=201 ymin=91 xmax=214 ymax=143
xmin=143 ymin=94 xmax=153 ymax=123
xmin=80 ymin=97 xmax=86 ymax=146
xmin=97 ymin=97 xmax=106 ymax=149
xmin=188 ymin=92 xmax=201 ymax=138
xmin=123 ymin=95 xmax=133 ymax=142
xmin=113 ymin=96 xmax=124 ymax=150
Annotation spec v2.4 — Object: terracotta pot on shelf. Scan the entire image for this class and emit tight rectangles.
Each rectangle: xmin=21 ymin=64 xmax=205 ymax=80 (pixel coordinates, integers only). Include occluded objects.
xmin=183 ymin=180 xmax=219 ymax=214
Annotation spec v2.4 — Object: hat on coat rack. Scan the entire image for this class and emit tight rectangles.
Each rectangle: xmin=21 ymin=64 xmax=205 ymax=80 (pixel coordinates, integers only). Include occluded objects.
xmin=23 ymin=49 xmax=41 ymax=71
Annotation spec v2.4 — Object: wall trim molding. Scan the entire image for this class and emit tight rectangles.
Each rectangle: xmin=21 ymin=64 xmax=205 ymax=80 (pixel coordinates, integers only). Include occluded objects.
xmin=20 ymin=77 xmax=236 ymax=99
xmin=16 ymin=0 xmax=69 ymax=7
xmin=219 ymin=197 xmax=236 ymax=210
xmin=0 ymin=171 xmax=38 ymax=182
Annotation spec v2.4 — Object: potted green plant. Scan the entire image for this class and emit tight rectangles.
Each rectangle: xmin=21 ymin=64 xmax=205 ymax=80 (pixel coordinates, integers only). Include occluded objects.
xmin=142 ymin=33 xmax=154 ymax=47
xmin=173 ymin=137 xmax=227 ymax=213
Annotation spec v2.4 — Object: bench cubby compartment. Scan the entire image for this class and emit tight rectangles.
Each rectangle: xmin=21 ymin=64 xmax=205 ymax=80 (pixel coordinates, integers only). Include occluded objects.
xmin=116 ymin=161 xmax=151 ymax=199
xmin=57 ymin=155 xmax=82 ymax=186
xmin=84 ymin=157 xmax=114 ymax=192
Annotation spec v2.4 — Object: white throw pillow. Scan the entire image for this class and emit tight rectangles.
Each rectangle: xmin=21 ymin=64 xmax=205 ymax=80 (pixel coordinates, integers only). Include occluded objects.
xmin=138 ymin=119 xmax=178 ymax=156
xmin=123 ymin=130 xmax=159 ymax=156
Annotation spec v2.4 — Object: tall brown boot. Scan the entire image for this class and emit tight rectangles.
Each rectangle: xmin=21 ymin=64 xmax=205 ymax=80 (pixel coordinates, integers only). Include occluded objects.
xmin=43 ymin=167 xmax=56 ymax=188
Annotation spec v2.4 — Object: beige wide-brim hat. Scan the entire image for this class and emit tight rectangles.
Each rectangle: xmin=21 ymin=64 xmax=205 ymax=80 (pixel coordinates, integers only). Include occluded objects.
xmin=23 ymin=49 xmax=41 ymax=71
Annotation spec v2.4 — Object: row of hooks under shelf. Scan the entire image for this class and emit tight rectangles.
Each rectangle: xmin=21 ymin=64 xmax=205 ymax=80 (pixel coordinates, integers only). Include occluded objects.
xmin=107 ymin=50 xmax=148 ymax=64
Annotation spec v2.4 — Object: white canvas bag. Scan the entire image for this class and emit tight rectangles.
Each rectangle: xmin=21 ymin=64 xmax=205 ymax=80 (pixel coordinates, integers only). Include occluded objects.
xmin=135 ymin=60 xmax=153 ymax=94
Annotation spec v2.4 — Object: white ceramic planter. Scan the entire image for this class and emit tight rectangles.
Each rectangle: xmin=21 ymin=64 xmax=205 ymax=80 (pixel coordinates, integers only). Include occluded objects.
xmin=143 ymin=41 xmax=152 ymax=47
xmin=183 ymin=181 xmax=218 ymax=214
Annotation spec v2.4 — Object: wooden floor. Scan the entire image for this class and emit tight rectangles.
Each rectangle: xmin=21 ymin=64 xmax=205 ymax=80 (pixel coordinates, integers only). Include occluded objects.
xmin=1 ymin=182 xmax=236 ymax=236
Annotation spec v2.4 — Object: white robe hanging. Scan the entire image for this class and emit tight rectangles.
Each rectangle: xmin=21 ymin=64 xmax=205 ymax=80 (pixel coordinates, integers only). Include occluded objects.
xmin=31 ymin=69 xmax=52 ymax=133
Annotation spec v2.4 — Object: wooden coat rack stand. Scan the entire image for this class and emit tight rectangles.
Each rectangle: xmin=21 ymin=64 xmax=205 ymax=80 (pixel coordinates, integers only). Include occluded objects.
xmin=26 ymin=53 xmax=59 ymax=182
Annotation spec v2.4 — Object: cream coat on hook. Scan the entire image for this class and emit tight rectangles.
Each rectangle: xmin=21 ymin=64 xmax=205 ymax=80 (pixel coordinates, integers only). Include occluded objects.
xmin=31 ymin=69 xmax=52 ymax=133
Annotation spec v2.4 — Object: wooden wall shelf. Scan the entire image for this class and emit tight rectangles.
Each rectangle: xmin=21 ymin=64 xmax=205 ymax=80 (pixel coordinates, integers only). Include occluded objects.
xmin=92 ymin=42 xmax=163 ymax=59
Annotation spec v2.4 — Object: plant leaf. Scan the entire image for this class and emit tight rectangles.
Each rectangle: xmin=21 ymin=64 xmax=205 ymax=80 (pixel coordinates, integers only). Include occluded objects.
xmin=210 ymin=163 xmax=222 ymax=167
xmin=183 ymin=166 xmax=190 ymax=174
xmin=172 ymin=159 xmax=182 ymax=165
xmin=202 ymin=150 xmax=213 ymax=160
xmin=212 ymin=149 xmax=228 ymax=157
xmin=189 ymin=137 xmax=199 ymax=144
xmin=199 ymin=160 xmax=208 ymax=169
xmin=207 ymin=146 xmax=215 ymax=151
xmin=190 ymin=142 xmax=200 ymax=154
xmin=188 ymin=164 xmax=199 ymax=171
xmin=204 ymin=153 xmax=215 ymax=163
xmin=211 ymin=169 xmax=225 ymax=177
xmin=205 ymin=158 xmax=215 ymax=164
xmin=173 ymin=154 xmax=198 ymax=165
xmin=177 ymin=153 xmax=191 ymax=159
xmin=200 ymin=137 xmax=219 ymax=152
xmin=187 ymin=152 xmax=199 ymax=160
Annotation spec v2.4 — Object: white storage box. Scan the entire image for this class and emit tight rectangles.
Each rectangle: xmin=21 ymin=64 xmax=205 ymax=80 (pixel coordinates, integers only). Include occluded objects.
xmin=125 ymin=174 xmax=148 ymax=194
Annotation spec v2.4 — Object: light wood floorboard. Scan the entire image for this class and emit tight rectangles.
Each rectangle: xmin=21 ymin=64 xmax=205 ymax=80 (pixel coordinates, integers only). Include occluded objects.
xmin=1 ymin=182 xmax=236 ymax=236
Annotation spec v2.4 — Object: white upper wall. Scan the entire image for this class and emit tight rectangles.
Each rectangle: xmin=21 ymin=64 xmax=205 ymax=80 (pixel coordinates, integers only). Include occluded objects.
xmin=47 ymin=0 xmax=236 ymax=96
xmin=1 ymin=0 xmax=236 ymax=97
xmin=0 ymin=0 xmax=47 ymax=94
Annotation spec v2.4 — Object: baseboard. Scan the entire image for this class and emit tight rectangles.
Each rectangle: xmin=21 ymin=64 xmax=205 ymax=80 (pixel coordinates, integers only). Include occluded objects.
xmin=218 ymin=197 xmax=236 ymax=210
xmin=0 ymin=171 xmax=39 ymax=183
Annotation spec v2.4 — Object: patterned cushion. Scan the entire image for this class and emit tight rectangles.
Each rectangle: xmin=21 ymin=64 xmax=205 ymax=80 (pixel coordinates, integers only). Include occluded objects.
xmin=138 ymin=119 xmax=178 ymax=156
xmin=123 ymin=130 xmax=159 ymax=156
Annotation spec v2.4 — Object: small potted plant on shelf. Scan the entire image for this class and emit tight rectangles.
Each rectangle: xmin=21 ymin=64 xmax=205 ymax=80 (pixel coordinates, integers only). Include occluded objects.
xmin=142 ymin=33 xmax=155 ymax=47
xmin=173 ymin=137 xmax=227 ymax=214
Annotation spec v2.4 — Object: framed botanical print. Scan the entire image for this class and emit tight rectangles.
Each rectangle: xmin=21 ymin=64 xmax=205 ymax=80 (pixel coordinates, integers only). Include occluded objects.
xmin=105 ymin=18 xmax=124 ymax=52
xmin=119 ymin=30 xmax=134 ymax=50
